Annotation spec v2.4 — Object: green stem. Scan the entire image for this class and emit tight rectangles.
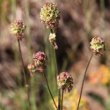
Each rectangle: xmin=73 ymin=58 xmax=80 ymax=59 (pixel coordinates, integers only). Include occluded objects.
xmin=76 ymin=53 xmax=93 ymax=110
xmin=43 ymin=72 xmax=57 ymax=109
xmin=49 ymin=29 xmax=60 ymax=110
xmin=50 ymin=29 xmax=58 ymax=84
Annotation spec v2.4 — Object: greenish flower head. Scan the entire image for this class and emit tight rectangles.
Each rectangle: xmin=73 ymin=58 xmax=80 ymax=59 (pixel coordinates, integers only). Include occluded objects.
xmin=40 ymin=2 xmax=60 ymax=29
xmin=10 ymin=20 xmax=26 ymax=40
xmin=90 ymin=36 xmax=105 ymax=54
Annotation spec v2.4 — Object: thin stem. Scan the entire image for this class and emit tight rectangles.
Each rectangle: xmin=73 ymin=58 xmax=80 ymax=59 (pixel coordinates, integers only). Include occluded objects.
xmin=50 ymin=29 xmax=58 ymax=84
xmin=58 ymin=90 xmax=61 ymax=110
xmin=17 ymin=39 xmax=31 ymax=110
xmin=43 ymin=72 xmax=57 ymax=109
xmin=61 ymin=89 xmax=64 ymax=110
xmin=76 ymin=53 xmax=93 ymax=110
xmin=17 ymin=39 xmax=27 ymax=86
xmin=27 ymin=77 xmax=32 ymax=110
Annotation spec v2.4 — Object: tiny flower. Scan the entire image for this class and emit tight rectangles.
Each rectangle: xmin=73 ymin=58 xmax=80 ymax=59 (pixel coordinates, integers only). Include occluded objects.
xmin=40 ymin=2 xmax=60 ymax=29
xmin=90 ymin=36 xmax=105 ymax=54
xmin=33 ymin=51 xmax=47 ymax=73
xmin=49 ymin=33 xmax=58 ymax=49
xmin=57 ymin=72 xmax=73 ymax=92
xmin=10 ymin=20 xmax=26 ymax=40
xmin=27 ymin=63 xmax=37 ymax=76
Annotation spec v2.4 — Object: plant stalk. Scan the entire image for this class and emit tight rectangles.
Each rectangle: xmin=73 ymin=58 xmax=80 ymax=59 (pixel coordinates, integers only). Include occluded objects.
xmin=61 ymin=89 xmax=64 ymax=110
xmin=76 ymin=53 xmax=93 ymax=110
xmin=17 ymin=39 xmax=31 ymax=110
xmin=17 ymin=39 xmax=27 ymax=86
xmin=58 ymin=90 xmax=61 ymax=110
xmin=43 ymin=72 xmax=57 ymax=109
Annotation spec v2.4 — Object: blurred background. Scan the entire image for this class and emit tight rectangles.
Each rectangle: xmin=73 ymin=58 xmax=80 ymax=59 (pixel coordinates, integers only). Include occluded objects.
xmin=0 ymin=0 xmax=110 ymax=110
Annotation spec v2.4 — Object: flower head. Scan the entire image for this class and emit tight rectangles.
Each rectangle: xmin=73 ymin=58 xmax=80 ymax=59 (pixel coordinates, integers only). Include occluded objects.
xmin=90 ymin=36 xmax=105 ymax=54
xmin=40 ymin=2 xmax=60 ymax=29
xmin=28 ymin=51 xmax=47 ymax=75
xmin=32 ymin=51 xmax=47 ymax=73
xmin=57 ymin=72 xmax=73 ymax=92
xmin=10 ymin=20 xmax=26 ymax=40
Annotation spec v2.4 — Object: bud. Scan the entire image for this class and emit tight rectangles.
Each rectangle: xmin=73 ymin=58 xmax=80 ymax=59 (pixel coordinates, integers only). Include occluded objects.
xmin=10 ymin=20 xmax=26 ymax=40
xmin=33 ymin=51 xmax=47 ymax=73
xmin=90 ymin=36 xmax=105 ymax=54
xmin=57 ymin=72 xmax=73 ymax=92
xmin=49 ymin=33 xmax=58 ymax=49
xmin=40 ymin=2 xmax=60 ymax=29
xmin=27 ymin=63 xmax=37 ymax=76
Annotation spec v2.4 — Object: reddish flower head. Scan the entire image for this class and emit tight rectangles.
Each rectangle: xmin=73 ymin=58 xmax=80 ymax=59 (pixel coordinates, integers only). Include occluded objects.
xmin=57 ymin=72 xmax=73 ymax=92
xmin=32 ymin=51 xmax=47 ymax=73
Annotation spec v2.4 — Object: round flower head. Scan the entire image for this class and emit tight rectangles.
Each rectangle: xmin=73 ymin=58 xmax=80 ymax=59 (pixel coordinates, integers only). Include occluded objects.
xmin=40 ymin=2 xmax=60 ymax=29
xmin=57 ymin=72 xmax=73 ymax=92
xmin=49 ymin=33 xmax=58 ymax=49
xmin=10 ymin=20 xmax=26 ymax=40
xmin=90 ymin=36 xmax=105 ymax=54
xmin=33 ymin=51 xmax=47 ymax=73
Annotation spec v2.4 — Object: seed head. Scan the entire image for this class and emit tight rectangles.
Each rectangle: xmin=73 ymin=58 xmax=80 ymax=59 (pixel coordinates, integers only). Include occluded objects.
xmin=57 ymin=72 xmax=73 ymax=92
xmin=90 ymin=36 xmax=105 ymax=54
xmin=40 ymin=2 xmax=60 ymax=29
xmin=10 ymin=20 xmax=26 ymax=40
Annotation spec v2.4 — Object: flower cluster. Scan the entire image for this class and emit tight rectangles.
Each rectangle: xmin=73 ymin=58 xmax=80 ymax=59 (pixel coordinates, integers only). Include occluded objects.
xmin=40 ymin=2 xmax=60 ymax=29
xmin=90 ymin=36 xmax=105 ymax=54
xmin=89 ymin=65 xmax=110 ymax=85
xmin=57 ymin=72 xmax=73 ymax=92
xmin=28 ymin=51 xmax=47 ymax=76
xmin=10 ymin=20 xmax=26 ymax=40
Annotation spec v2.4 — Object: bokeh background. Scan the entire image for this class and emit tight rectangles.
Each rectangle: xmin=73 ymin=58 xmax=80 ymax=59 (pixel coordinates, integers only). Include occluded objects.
xmin=0 ymin=0 xmax=110 ymax=110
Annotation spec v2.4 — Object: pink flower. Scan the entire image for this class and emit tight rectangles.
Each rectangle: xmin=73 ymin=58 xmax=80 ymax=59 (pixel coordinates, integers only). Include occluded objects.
xmin=57 ymin=72 xmax=73 ymax=92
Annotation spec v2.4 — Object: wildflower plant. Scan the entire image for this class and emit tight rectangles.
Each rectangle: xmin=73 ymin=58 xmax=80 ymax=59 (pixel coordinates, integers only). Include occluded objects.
xmin=40 ymin=2 xmax=60 ymax=49
xmin=10 ymin=20 xmax=27 ymax=86
xmin=9 ymin=2 xmax=106 ymax=110
xmin=76 ymin=36 xmax=105 ymax=110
